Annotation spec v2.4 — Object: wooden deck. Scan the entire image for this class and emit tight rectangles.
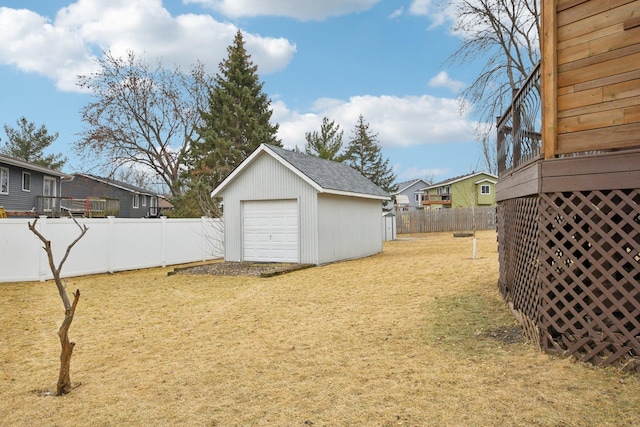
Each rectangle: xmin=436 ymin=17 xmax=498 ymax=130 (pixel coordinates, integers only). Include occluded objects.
xmin=497 ymin=148 xmax=640 ymax=201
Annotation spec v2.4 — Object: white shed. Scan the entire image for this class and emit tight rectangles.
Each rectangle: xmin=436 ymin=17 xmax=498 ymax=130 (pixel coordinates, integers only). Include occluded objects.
xmin=382 ymin=212 xmax=397 ymax=241
xmin=211 ymin=144 xmax=390 ymax=265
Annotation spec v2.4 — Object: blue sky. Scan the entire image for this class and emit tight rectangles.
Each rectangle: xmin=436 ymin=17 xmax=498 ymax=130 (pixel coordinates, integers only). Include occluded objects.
xmin=0 ymin=0 xmax=489 ymax=185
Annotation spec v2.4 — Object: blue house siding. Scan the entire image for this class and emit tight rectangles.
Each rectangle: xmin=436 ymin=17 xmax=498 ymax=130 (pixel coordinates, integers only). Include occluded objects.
xmin=0 ymin=155 xmax=65 ymax=214
xmin=62 ymin=174 xmax=158 ymax=218
xmin=392 ymin=179 xmax=430 ymax=210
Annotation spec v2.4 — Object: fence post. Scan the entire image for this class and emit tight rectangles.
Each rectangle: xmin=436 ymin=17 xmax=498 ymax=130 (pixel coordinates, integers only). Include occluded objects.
xmin=37 ymin=215 xmax=48 ymax=282
xmin=161 ymin=216 xmax=167 ymax=267
xmin=201 ymin=216 xmax=208 ymax=262
xmin=107 ymin=216 xmax=115 ymax=274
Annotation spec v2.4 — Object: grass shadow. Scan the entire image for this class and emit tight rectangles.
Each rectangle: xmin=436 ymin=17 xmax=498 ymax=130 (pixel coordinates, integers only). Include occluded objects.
xmin=423 ymin=292 xmax=524 ymax=356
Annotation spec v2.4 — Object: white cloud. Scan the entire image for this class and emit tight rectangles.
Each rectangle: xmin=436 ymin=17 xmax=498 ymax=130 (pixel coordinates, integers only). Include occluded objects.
xmin=0 ymin=1 xmax=296 ymax=92
xmin=0 ymin=7 xmax=94 ymax=91
xmin=272 ymin=93 xmax=478 ymax=152
xmin=428 ymin=71 xmax=465 ymax=93
xmin=389 ymin=7 xmax=404 ymax=19
xmin=184 ymin=0 xmax=381 ymax=21
xmin=408 ymin=0 xmax=457 ymax=28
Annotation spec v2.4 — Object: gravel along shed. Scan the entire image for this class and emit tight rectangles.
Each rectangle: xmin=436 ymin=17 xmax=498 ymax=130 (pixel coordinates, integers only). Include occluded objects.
xmin=211 ymin=144 xmax=390 ymax=265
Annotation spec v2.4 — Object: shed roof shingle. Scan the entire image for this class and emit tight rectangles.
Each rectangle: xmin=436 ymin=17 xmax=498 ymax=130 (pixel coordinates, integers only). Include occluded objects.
xmin=266 ymin=145 xmax=389 ymax=198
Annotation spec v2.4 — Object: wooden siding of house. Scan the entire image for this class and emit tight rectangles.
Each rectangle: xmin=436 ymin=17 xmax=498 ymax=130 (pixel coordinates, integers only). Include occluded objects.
xmin=219 ymin=153 xmax=319 ymax=264
xmin=497 ymin=1 xmax=640 ymax=370
xmin=317 ymin=194 xmax=382 ymax=264
xmin=551 ymin=0 xmax=640 ymax=156
xmin=0 ymin=164 xmax=58 ymax=213
xmin=451 ymin=175 xmax=496 ymax=208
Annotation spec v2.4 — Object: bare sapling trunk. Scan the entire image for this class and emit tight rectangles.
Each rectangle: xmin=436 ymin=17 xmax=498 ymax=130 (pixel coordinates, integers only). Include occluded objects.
xmin=472 ymin=203 xmax=477 ymax=260
xmin=28 ymin=215 xmax=88 ymax=396
xmin=57 ymin=289 xmax=80 ymax=395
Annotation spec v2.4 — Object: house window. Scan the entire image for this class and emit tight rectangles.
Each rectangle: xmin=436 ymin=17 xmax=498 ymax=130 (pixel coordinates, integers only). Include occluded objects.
xmin=436 ymin=188 xmax=442 ymax=195
xmin=414 ymin=193 xmax=422 ymax=203
xmin=0 ymin=167 xmax=8 ymax=194
xmin=481 ymin=185 xmax=491 ymax=194
xmin=142 ymin=196 xmax=147 ymax=207
xmin=22 ymin=172 xmax=31 ymax=192
xmin=445 ymin=185 xmax=450 ymax=194
xmin=132 ymin=194 xmax=139 ymax=209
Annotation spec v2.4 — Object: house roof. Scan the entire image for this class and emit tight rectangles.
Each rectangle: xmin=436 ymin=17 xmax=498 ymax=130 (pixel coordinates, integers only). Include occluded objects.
xmin=71 ymin=173 xmax=158 ymax=196
xmin=0 ymin=153 xmax=69 ymax=178
xmin=212 ymin=144 xmax=390 ymax=201
xmin=392 ymin=178 xmax=430 ymax=195
xmin=421 ymin=171 xmax=498 ymax=190
xmin=158 ymin=195 xmax=174 ymax=209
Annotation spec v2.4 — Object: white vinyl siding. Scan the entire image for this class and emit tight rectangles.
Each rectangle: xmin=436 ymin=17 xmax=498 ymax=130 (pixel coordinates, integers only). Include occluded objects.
xmin=317 ymin=194 xmax=383 ymax=264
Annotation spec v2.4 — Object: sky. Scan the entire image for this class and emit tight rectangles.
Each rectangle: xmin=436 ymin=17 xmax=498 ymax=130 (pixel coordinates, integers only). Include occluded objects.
xmin=0 ymin=0 xmax=491 ymax=187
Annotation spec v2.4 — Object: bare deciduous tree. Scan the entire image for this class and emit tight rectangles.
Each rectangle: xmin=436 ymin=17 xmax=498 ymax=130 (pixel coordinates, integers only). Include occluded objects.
xmin=28 ymin=216 xmax=88 ymax=395
xmin=76 ymin=51 xmax=213 ymax=196
xmin=447 ymin=0 xmax=540 ymax=173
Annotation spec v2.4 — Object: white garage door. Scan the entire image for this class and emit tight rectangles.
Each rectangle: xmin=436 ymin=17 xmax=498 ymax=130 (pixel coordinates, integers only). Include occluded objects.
xmin=242 ymin=199 xmax=299 ymax=262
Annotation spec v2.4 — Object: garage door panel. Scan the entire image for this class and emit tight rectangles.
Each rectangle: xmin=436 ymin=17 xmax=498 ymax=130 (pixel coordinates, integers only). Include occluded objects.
xmin=242 ymin=200 xmax=299 ymax=262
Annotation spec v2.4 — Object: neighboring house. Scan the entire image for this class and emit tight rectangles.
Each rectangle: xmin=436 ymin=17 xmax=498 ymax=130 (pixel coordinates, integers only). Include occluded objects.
xmin=391 ymin=178 xmax=430 ymax=211
xmin=0 ymin=154 xmax=69 ymax=217
xmin=62 ymin=173 xmax=160 ymax=218
xmin=420 ymin=172 xmax=498 ymax=209
xmin=212 ymin=144 xmax=390 ymax=265
xmin=157 ymin=195 xmax=174 ymax=216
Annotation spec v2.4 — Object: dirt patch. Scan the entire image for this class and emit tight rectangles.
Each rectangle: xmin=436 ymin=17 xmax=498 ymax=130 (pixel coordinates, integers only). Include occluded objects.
xmin=171 ymin=261 xmax=314 ymax=277
xmin=486 ymin=325 xmax=524 ymax=344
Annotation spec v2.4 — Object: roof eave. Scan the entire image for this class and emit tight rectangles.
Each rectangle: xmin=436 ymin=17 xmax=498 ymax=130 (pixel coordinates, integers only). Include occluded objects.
xmin=0 ymin=155 xmax=69 ymax=178
xmin=322 ymin=188 xmax=390 ymax=201
xmin=75 ymin=173 xmax=156 ymax=196
xmin=424 ymin=172 xmax=498 ymax=190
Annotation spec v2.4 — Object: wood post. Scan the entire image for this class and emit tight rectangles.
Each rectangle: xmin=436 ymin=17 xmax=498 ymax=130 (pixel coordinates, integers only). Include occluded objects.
xmin=541 ymin=0 xmax=557 ymax=159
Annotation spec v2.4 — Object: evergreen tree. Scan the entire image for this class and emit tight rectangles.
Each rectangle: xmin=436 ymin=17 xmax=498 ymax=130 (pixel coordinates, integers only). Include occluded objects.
xmin=305 ymin=116 xmax=346 ymax=162
xmin=345 ymin=115 xmax=397 ymax=194
xmin=188 ymin=30 xmax=281 ymax=195
xmin=1 ymin=117 xmax=66 ymax=170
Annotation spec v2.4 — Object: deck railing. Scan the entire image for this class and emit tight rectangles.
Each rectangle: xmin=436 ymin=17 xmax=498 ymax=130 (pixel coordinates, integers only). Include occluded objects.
xmin=420 ymin=194 xmax=452 ymax=205
xmin=497 ymin=63 xmax=542 ymax=176
xmin=36 ymin=196 xmax=120 ymax=217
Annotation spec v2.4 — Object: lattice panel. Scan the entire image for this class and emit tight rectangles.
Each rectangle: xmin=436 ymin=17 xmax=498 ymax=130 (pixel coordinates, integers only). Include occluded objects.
xmin=497 ymin=197 xmax=541 ymax=346
xmin=539 ymin=189 xmax=640 ymax=370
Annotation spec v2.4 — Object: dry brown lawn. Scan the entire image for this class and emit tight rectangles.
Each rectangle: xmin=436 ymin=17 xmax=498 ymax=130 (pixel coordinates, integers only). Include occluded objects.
xmin=1 ymin=231 xmax=639 ymax=426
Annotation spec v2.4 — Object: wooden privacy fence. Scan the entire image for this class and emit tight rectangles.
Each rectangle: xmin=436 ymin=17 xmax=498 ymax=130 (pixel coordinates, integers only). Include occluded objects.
xmin=395 ymin=206 xmax=496 ymax=234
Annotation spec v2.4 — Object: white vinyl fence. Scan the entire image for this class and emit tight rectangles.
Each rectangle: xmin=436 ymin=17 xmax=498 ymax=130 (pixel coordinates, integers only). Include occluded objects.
xmin=0 ymin=216 xmax=223 ymax=283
